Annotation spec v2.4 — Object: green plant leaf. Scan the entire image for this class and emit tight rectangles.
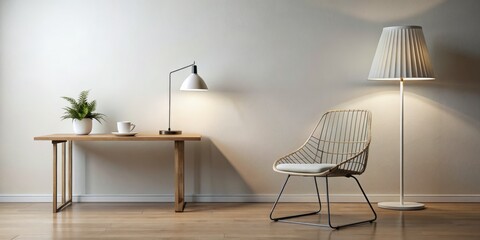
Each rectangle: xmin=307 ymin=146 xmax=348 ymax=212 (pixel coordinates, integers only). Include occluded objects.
xmin=60 ymin=90 xmax=106 ymax=123
xmin=61 ymin=97 xmax=79 ymax=110
xmin=88 ymin=100 xmax=97 ymax=112
xmin=78 ymin=90 xmax=89 ymax=105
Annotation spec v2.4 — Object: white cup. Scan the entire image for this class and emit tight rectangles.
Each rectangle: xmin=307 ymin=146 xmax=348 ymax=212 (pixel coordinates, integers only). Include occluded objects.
xmin=117 ymin=121 xmax=136 ymax=133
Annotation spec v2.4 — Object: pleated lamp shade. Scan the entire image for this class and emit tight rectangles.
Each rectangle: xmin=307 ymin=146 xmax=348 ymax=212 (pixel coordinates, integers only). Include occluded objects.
xmin=368 ymin=26 xmax=435 ymax=81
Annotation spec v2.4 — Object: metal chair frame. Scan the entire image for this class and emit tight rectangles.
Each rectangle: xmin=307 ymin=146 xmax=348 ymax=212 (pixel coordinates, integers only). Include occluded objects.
xmin=270 ymin=110 xmax=377 ymax=229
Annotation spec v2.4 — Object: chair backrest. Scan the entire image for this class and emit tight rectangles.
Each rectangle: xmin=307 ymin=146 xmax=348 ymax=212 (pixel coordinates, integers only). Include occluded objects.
xmin=309 ymin=110 xmax=371 ymax=173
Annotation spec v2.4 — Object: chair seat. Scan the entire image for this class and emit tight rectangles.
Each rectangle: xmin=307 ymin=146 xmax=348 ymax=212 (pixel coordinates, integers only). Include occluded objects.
xmin=276 ymin=163 xmax=337 ymax=173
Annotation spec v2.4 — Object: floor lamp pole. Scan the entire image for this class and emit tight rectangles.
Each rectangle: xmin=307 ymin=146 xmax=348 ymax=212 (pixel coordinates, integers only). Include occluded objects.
xmin=378 ymin=78 xmax=425 ymax=210
xmin=400 ymin=79 xmax=404 ymax=206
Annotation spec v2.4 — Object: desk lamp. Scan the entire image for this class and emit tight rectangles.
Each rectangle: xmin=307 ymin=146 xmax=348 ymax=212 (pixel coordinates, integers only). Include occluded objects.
xmin=159 ymin=61 xmax=208 ymax=135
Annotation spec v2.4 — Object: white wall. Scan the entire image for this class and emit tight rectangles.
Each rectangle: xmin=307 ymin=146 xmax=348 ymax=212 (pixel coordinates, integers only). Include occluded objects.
xmin=1 ymin=0 xmax=479 ymax=202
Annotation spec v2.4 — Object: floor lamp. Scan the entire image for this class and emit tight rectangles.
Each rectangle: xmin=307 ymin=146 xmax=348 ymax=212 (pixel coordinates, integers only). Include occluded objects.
xmin=368 ymin=26 xmax=435 ymax=210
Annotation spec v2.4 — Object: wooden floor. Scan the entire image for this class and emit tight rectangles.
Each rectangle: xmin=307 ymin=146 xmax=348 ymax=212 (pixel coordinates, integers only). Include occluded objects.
xmin=0 ymin=202 xmax=479 ymax=239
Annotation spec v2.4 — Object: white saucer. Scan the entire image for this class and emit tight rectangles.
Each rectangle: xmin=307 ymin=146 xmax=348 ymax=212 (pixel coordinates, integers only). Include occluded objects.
xmin=112 ymin=132 xmax=138 ymax=136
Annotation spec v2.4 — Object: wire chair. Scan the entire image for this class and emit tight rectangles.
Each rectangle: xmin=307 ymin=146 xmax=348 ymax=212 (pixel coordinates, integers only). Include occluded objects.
xmin=270 ymin=109 xmax=377 ymax=229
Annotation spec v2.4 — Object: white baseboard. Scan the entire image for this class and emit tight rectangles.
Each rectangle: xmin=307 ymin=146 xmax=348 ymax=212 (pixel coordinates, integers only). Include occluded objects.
xmin=0 ymin=194 xmax=479 ymax=203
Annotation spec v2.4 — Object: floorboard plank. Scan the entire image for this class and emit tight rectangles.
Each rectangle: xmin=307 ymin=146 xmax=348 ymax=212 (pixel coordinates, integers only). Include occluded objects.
xmin=0 ymin=203 xmax=479 ymax=239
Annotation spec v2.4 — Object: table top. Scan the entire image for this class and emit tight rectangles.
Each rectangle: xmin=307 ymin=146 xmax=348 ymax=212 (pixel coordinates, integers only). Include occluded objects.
xmin=34 ymin=133 xmax=201 ymax=141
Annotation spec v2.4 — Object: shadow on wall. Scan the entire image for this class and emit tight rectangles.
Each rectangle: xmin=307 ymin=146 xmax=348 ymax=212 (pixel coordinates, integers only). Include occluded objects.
xmin=73 ymin=141 xmax=175 ymax=194
xmin=332 ymin=39 xmax=480 ymax=194
xmin=191 ymin=137 xmax=253 ymax=200
xmin=409 ymin=42 xmax=480 ymax=193
xmin=410 ymin=42 xmax=480 ymax=123
xmin=71 ymin=137 xmax=253 ymax=197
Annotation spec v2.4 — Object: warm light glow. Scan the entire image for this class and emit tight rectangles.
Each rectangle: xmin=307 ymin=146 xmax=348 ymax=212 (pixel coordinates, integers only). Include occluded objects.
xmin=315 ymin=0 xmax=445 ymax=23
xmin=369 ymin=77 xmax=435 ymax=81
xmin=182 ymin=89 xmax=208 ymax=92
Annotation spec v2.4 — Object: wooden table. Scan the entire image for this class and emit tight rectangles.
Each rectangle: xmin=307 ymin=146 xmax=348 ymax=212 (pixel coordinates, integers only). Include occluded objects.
xmin=34 ymin=133 xmax=201 ymax=213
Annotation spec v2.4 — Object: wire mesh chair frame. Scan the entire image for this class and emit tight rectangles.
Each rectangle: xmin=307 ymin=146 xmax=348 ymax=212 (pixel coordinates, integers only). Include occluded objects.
xmin=270 ymin=109 xmax=377 ymax=229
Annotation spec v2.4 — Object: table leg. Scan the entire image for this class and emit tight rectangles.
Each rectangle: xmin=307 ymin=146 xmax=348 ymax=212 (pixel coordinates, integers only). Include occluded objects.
xmin=52 ymin=140 xmax=73 ymax=213
xmin=174 ymin=141 xmax=185 ymax=212
xmin=68 ymin=141 xmax=73 ymax=202
xmin=52 ymin=142 xmax=57 ymax=213
xmin=62 ymin=142 xmax=66 ymax=204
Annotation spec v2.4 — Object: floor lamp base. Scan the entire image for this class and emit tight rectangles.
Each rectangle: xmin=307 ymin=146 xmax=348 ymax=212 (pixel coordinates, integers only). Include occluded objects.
xmin=378 ymin=202 xmax=425 ymax=210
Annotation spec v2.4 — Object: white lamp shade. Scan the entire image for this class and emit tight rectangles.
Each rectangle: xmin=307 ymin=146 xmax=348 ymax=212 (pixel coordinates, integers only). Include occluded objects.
xmin=180 ymin=73 xmax=208 ymax=91
xmin=368 ymin=26 xmax=435 ymax=81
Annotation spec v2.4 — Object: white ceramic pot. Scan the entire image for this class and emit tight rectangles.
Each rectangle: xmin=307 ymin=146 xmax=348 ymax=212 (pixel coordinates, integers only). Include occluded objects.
xmin=73 ymin=118 xmax=93 ymax=135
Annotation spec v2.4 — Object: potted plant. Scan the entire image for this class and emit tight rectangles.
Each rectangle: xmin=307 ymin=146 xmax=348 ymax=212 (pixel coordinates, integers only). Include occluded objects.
xmin=61 ymin=90 xmax=106 ymax=135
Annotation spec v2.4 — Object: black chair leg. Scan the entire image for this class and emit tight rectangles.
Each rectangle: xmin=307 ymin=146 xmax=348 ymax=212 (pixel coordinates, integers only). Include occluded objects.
xmin=270 ymin=175 xmax=377 ymax=230
xmin=269 ymin=175 xmax=322 ymax=225
xmin=325 ymin=175 xmax=377 ymax=229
